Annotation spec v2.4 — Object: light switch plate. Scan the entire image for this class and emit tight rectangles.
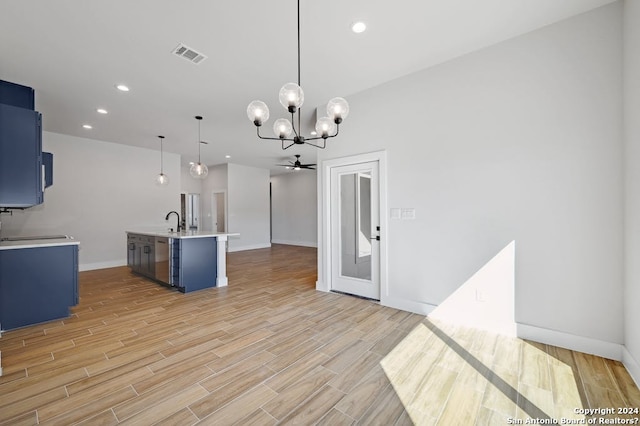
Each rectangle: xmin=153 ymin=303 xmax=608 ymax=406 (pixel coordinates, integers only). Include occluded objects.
xmin=401 ymin=208 xmax=416 ymax=220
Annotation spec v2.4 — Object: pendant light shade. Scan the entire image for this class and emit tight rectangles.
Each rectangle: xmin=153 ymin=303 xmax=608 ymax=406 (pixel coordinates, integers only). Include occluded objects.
xmin=156 ymin=135 xmax=169 ymax=186
xmin=189 ymin=116 xmax=209 ymax=179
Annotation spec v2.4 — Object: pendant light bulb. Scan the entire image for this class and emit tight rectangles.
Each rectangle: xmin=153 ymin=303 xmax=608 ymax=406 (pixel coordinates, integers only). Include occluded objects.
xmin=190 ymin=116 xmax=208 ymax=179
xmin=156 ymin=173 xmax=169 ymax=186
xmin=156 ymin=135 xmax=169 ymax=186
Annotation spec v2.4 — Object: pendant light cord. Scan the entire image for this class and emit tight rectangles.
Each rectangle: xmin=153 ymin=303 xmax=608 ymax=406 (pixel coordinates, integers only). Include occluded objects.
xmin=158 ymin=135 xmax=165 ymax=175
xmin=297 ymin=0 xmax=301 ymax=132
xmin=196 ymin=116 xmax=202 ymax=163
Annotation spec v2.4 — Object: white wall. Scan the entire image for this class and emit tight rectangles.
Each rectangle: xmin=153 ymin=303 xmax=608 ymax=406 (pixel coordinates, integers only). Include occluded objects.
xmin=201 ymin=164 xmax=228 ymax=232
xmin=317 ymin=3 xmax=623 ymax=358
xmin=180 ymin=165 xmax=203 ymax=195
xmin=227 ymin=163 xmax=270 ymax=251
xmin=1 ymin=132 xmax=181 ymax=270
xmin=271 ymin=171 xmax=317 ymax=247
xmin=623 ymin=0 xmax=640 ymax=383
xmin=198 ymin=163 xmax=270 ymax=251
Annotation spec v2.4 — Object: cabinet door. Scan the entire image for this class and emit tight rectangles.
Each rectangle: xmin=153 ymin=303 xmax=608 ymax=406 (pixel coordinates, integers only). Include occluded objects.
xmin=0 ymin=104 xmax=42 ymax=207
xmin=0 ymin=80 xmax=35 ymax=110
xmin=179 ymin=238 xmax=217 ymax=292
xmin=127 ymin=235 xmax=137 ymax=268
xmin=141 ymin=242 xmax=154 ymax=277
xmin=0 ymin=245 xmax=78 ymax=331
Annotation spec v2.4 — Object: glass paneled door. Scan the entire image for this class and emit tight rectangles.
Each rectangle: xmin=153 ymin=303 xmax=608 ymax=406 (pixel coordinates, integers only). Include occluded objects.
xmin=330 ymin=160 xmax=380 ymax=300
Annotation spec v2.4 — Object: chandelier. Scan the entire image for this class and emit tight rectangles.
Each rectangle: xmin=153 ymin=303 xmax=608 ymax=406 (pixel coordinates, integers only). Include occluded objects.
xmin=246 ymin=0 xmax=349 ymax=150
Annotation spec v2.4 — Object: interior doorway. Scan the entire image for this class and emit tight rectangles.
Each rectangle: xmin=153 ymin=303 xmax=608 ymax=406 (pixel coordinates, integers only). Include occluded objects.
xmin=211 ymin=191 xmax=226 ymax=232
xmin=181 ymin=193 xmax=200 ymax=231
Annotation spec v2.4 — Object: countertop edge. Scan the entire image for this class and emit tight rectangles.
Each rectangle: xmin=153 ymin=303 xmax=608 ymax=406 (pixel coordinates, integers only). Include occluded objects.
xmin=0 ymin=240 xmax=81 ymax=250
xmin=126 ymin=230 xmax=239 ymax=239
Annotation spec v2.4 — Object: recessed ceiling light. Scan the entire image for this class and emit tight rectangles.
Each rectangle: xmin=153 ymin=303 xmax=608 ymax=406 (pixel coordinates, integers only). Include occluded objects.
xmin=225 ymin=155 xmax=231 ymax=159
xmin=189 ymin=162 xmax=195 ymax=165
xmin=351 ymin=21 xmax=366 ymax=34
xmin=310 ymin=131 xmax=317 ymax=136
xmin=115 ymin=84 xmax=130 ymax=92
xmin=96 ymin=108 xmax=108 ymax=114
xmin=82 ymin=124 xmax=92 ymax=129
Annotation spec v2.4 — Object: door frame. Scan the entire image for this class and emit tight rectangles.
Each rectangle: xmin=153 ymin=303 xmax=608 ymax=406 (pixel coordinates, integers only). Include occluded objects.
xmin=319 ymin=150 xmax=388 ymax=304
xmin=211 ymin=190 xmax=228 ymax=233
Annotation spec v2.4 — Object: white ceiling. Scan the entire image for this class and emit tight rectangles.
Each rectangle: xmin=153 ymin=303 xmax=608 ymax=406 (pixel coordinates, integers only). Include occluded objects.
xmin=0 ymin=0 xmax=616 ymax=175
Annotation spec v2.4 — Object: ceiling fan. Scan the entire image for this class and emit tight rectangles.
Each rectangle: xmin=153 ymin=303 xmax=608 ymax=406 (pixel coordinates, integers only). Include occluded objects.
xmin=277 ymin=154 xmax=316 ymax=171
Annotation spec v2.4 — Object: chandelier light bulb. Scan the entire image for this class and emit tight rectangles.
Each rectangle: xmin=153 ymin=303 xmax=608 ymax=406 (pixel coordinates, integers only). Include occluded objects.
xmin=273 ymin=118 xmax=293 ymax=139
xmin=315 ymin=117 xmax=336 ymax=138
xmin=327 ymin=97 xmax=350 ymax=123
xmin=279 ymin=83 xmax=304 ymax=111
xmin=247 ymin=100 xmax=270 ymax=126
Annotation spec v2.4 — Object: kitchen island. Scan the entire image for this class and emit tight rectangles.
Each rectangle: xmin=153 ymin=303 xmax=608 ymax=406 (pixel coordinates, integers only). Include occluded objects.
xmin=126 ymin=230 xmax=237 ymax=292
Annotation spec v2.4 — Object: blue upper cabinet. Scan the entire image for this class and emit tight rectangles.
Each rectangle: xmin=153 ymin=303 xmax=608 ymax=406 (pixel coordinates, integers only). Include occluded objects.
xmin=0 ymin=80 xmax=35 ymax=110
xmin=0 ymin=80 xmax=50 ymax=208
xmin=0 ymin=104 xmax=43 ymax=207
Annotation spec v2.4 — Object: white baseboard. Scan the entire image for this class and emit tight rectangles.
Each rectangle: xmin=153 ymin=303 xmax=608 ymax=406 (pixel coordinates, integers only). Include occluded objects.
xmin=79 ymin=260 xmax=126 ymax=272
xmin=316 ymin=280 xmax=328 ymax=292
xmin=517 ymin=323 xmax=623 ymax=361
xmin=227 ymin=243 xmax=272 ymax=253
xmin=381 ymin=295 xmax=437 ymax=316
xmin=622 ymin=346 xmax=640 ymax=388
xmin=271 ymin=239 xmax=317 ymax=248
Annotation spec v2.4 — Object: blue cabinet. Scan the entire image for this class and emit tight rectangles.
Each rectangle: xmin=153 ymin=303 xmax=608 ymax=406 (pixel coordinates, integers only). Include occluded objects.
xmin=0 ymin=80 xmax=35 ymax=110
xmin=0 ymin=104 xmax=43 ymax=207
xmin=126 ymin=234 xmax=155 ymax=278
xmin=170 ymin=238 xmax=217 ymax=293
xmin=0 ymin=245 xmax=79 ymax=331
xmin=0 ymin=80 xmax=51 ymax=208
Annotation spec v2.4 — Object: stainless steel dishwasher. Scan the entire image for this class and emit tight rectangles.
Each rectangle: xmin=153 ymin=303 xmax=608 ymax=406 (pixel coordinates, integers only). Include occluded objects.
xmin=154 ymin=237 xmax=171 ymax=285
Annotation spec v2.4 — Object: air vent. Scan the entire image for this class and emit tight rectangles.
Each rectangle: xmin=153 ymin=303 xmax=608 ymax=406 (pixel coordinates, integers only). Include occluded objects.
xmin=172 ymin=43 xmax=207 ymax=64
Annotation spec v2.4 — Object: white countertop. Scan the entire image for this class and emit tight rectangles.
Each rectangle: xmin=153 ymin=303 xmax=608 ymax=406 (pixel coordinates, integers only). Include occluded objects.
xmin=0 ymin=237 xmax=80 ymax=250
xmin=126 ymin=230 xmax=239 ymax=239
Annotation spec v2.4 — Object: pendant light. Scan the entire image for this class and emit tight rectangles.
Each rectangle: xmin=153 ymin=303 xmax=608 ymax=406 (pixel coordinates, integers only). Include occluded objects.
xmin=156 ymin=135 xmax=169 ymax=186
xmin=189 ymin=115 xmax=208 ymax=179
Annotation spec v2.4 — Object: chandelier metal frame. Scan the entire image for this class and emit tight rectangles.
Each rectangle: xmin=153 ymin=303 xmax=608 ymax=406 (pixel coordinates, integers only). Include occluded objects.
xmin=247 ymin=0 xmax=349 ymax=150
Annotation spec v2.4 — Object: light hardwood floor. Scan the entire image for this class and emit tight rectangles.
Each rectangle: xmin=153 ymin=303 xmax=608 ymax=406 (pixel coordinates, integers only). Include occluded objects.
xmin=0 ymin=244 xmax=638 ymax=425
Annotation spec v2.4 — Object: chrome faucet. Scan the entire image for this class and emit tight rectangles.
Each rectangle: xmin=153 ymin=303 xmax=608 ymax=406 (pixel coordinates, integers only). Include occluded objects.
xmin=165 ymin=211 xmax=181 ymax=232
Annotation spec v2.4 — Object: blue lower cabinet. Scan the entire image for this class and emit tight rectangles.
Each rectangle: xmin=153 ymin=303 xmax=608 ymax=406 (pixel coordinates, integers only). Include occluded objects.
xmin=0 ymin=245 xmax=79 ymax=331
xmin=173 ymin=238 xmax=217 ymax=293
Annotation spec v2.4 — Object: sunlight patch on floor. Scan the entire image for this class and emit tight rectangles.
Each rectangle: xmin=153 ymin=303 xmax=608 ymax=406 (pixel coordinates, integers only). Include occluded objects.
xmin=380 ymin=319 xmax=587 ymax=425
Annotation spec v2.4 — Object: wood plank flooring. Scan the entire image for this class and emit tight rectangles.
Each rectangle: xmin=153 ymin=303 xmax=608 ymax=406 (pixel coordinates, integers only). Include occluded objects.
xmin=0 ymin=244 xmax=638 ymax=425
